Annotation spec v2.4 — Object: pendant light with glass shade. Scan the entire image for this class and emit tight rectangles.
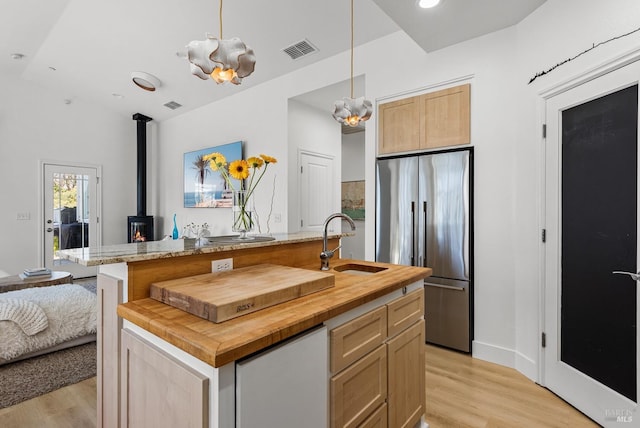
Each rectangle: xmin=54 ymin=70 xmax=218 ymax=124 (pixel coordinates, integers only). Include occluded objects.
xmin=187 ymin=0 xmax=256 ymax=85
xmin=332 ymin=0 xmax=372 ymax=127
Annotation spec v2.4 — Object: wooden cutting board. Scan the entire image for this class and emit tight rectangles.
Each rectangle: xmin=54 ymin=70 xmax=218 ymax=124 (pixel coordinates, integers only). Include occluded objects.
xmin=149 ymin=264 xmax=335 ymax=323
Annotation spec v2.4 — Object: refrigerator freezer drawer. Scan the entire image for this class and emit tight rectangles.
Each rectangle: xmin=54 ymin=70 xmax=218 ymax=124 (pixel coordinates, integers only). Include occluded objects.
xmin=424 ymin=282 xmax=470 ymax=352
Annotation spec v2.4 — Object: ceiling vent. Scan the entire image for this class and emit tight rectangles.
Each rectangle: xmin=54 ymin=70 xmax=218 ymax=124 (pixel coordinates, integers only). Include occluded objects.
xmin=282 ymin=39 xmax=318 ymax=60
xmin=164 ymin=101 xmax=182 ymax=110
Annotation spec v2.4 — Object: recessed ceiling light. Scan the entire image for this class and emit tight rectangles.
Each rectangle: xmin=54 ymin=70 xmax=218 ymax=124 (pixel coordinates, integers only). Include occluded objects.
xmin=131 ymin=71 xmax=161 ymax=92
xmin=112 ymin=93 xmax=124 ymax=99
xmin=11 ymin=53 xmax=25 ymax=60
xmin=417 ymin=0 xmax=441 ymax=8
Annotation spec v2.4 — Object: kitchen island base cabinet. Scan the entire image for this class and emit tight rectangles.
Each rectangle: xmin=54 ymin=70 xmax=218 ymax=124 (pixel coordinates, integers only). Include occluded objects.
xmin=388 ymin=320 xmax=426 ymax=428
xmin=360 ymin=403 xmax=388 ymax=428
xmin=236 ymin=326 xmax=328 ymax=428
xmin=97 ymin=273 xmax=123 ymax=428
xmin=331 ymin=344 xmax=388 ymax=428
xmin=120 ymin=329 xmax=209 ymax=428
xmin=329 ymin=288 xmax=426 ymax=428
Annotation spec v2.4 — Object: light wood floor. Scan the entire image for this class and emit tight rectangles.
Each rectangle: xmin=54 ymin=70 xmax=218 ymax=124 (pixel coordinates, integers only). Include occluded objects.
xmin=0 ymin=377 xmax=96 ymax=428
xmin=424 ymin=344 xmax=599 ymax=427
xmin=0 ymin=345 xmax=598 ymax=428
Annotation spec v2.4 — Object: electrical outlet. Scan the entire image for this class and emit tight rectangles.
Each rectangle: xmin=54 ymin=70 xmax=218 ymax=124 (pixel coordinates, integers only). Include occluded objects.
xmin=212 ymin=258 xmax=233 ymax=272
xmin=274 ymin=213 xmax=281 ymax=223
xmin=16 ymin=212 xmax=30 ymax=220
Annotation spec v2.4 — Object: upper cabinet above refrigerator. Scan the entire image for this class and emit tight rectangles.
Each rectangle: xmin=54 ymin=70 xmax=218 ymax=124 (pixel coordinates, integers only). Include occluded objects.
xmin=378 ymin=83 xmax=471 ymax=156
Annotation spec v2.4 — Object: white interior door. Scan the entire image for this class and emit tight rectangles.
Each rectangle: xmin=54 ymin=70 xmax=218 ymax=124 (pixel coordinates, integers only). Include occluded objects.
xmin=299 ymin=150 xmax=335 ymax=232
xmin=43 ymin=162 xmax=100 ymax=278
xmin=544 ymin=62 xmax=640 ymax=426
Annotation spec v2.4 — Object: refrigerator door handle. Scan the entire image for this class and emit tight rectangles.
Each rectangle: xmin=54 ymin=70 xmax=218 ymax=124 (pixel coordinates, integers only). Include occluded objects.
xmin=411 ymin=201 xmax=416 ymax=266
xmin=424 ymin=282 xmax=466 ymax=292
xmin=423 ymin=201 xmax=427 ymax=267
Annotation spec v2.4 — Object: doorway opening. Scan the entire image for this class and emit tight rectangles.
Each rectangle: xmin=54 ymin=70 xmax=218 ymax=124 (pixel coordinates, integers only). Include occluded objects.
xmin=42 ymin=162 xmax=100 ymax=278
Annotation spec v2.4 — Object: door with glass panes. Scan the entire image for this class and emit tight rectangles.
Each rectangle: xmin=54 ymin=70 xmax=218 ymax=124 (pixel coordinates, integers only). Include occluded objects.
xmin=43 ymin=163 xmax=99 ymax=278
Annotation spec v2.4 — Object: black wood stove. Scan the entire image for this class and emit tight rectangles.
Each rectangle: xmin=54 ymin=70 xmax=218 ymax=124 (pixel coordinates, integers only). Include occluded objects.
xmin=127 ymin=113 xmax=154 ymax=243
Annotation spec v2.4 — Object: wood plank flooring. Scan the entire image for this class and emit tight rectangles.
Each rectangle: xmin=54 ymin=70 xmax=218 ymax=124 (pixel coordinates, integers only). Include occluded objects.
xmin=0 ymin=377 xmax=96 ymax=428
xmin=424 ymin=344 xmax=599 ymax=427
xmin=0 ymin=345 xmax=599 ymax=427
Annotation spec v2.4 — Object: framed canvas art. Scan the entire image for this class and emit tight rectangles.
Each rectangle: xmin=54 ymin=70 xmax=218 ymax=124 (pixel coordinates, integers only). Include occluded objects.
xmin=341 ymin=180 xmax=365 ymax=220
xmin=183 ymin=141 xmax=243 ymax=208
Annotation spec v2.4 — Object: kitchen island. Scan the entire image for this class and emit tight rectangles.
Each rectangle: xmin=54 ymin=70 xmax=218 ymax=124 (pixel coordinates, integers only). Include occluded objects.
xmin=59 ymin=232 xmax=431 ymax=428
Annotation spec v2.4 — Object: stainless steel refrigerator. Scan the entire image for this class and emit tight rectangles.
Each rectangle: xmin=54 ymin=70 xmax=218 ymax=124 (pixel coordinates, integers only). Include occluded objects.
xmin=376 ymin=149 xmax=472 ymax=352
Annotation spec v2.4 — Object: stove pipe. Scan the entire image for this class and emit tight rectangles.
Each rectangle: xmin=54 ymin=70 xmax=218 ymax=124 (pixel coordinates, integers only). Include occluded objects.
xmin=133 ymin=113 xmax=152 ymax=216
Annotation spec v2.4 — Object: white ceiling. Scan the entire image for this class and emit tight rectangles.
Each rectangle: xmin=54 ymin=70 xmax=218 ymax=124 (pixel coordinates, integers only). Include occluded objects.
xmin=1 ymin=0 xmax=546 ymax=122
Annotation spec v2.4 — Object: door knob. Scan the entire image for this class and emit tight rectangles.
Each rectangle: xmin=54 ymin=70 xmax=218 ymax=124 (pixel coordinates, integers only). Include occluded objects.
xmin=612 ymin=271 xmax=640 ymax=281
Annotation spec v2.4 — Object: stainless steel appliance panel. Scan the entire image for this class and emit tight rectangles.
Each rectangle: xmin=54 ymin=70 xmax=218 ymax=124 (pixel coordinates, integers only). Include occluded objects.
xmin=376 ymin=157 xmax=419 ymax=266
xmin=376 ymin=149 xmax=472 ymax=353
xmin=418 ymin=151 xmax=470 ymax=281
xmin=424 ymin=277 xmax=470 ymax=352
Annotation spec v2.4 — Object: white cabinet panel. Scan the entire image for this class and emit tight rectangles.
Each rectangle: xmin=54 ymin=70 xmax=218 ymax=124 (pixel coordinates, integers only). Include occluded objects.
xmin=236 ymin=326 xmax=328 ymax=428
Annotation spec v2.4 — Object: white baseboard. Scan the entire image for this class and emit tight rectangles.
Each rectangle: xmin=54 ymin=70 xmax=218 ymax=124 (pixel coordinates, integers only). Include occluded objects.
xmin=472 ymin=340 xmax=515 ymax=368
xmin=515 ymin=350 xmax=538 ymax=382
xmin=472 ymin=340 xmax=539 ymax=383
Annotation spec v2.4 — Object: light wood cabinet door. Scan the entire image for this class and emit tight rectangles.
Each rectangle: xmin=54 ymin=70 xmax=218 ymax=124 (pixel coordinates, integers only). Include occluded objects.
xmin=420 ymin=84 xmax=470 ymax=149
xmin=387 ymin=288 xmax=424 ymax=338
xmin=378 ymin=96 xmax=421 ymax=155
xmin=330 ymin=305 xmax=387 ymax=373
xmin=331 ymin=345 xmax=387 ymax=428
xmin=387 ymin=319 xmax=425 ymax=428
xmin=378 ymin=84 xmax=470 ymax=155
xmin=359 ymin=403 xmax=388 ymax=428
xmin=121 ymin=329 xmax=209 ymax=428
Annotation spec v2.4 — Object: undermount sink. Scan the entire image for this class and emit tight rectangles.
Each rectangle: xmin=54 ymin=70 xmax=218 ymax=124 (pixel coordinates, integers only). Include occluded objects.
xmin=332 ymin=263 xmax=388 ymax=276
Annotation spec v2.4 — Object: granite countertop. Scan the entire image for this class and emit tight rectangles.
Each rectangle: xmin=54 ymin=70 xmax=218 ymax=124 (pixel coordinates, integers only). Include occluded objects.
xmin=117 ymin=259 xmax=432 ymax=368
xmin=57 ymin=231 xmax=351 ymax=266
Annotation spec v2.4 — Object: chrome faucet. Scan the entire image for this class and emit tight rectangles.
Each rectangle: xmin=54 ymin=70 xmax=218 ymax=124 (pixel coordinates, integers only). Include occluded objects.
xmin=320 ymin=213 xmax=356 ymax=271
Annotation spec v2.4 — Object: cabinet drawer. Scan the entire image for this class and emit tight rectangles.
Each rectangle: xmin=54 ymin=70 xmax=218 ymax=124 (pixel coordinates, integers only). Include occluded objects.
xmin=330 ymin=306 xmax=387 ymax=373
xmin=358 ymin=403 xmax=387 ymax=428
xmin=387 ymin=288 xmax=424 ymax=338
xmin=331 ymin=345 xmax=387 ymax=428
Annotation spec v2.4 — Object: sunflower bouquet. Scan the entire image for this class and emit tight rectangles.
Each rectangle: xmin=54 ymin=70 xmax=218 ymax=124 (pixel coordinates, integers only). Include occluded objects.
xmin=203 ymin=152 xmax=277 ymax=236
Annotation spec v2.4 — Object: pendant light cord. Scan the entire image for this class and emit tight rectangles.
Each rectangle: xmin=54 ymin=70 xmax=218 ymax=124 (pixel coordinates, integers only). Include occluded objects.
xmin=350 ymin=0 xmax=354 ymax=99
xmin=219 ymin=0 xmax=224 ymax=39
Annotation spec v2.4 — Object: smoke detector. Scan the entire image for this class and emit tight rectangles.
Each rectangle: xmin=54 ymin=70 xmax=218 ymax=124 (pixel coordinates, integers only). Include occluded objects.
xmin=131 ymin=71 xmax=161 ymax=92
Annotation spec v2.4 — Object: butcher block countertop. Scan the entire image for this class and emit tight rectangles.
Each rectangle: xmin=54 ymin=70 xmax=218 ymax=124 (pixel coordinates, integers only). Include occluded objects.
xmin=118 ymin=259 xmax=431 ymax=368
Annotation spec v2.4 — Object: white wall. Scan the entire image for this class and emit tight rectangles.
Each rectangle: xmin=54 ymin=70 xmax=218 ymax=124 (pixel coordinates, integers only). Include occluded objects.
xmin=155 ymin=54 xmax=353 ymax=239
xmin=3 ymin=0 xmax=635 ymax=381
xmin=341 ymin=131 xmax=366 ymax=260
xmin=287 ymin=99 xmax=342 ymax=232
xmin=0 ymin=76 xmax=135 ymax=274
xmin=152 ymin=0 xmax=640 ymax=380
xmin=359 ymin=28 xmax=521 ymax=367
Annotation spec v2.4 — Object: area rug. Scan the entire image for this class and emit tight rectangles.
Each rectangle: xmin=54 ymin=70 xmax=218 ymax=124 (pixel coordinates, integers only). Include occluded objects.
xmin=0 ymin=341 xmax=96 ymax=409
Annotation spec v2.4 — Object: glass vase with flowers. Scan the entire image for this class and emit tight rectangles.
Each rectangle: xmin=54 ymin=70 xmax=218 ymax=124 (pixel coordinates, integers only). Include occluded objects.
xmin=203 ymin=152 xmax=277 ymax=239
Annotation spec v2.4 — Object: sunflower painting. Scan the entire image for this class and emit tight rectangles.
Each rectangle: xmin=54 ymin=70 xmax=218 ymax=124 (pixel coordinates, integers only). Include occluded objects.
xmin=183 ymin=141 xmax=242 ymax=208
